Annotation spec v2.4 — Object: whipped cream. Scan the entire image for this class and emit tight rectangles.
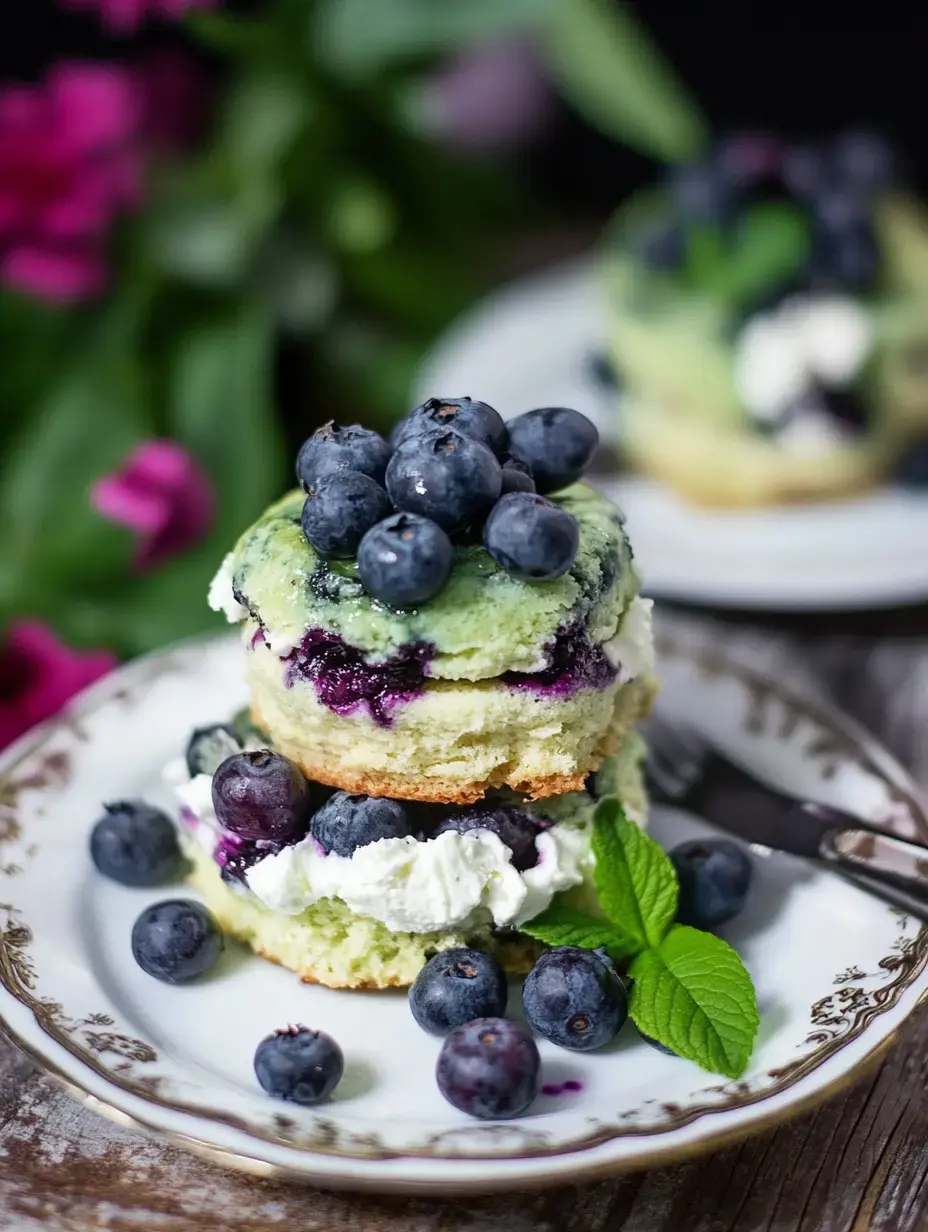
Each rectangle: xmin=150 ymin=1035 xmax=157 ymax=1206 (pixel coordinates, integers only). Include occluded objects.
xmin=166 ymin=760 xmax=594 ymax=934
xmin=208 ymin=553 xmax=247 ymax=623
xmin=733 ymin=294 xmax=874 ymax=429
xmin=606 ymin=596 xmax=654 ymax=685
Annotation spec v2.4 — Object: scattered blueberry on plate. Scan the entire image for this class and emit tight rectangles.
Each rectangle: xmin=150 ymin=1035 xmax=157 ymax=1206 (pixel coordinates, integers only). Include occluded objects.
xmin=90 ymin=801 xmax=182 ymax=887
xmin=670 ymin=838 xmax=753 ymax=929
xmin=254 ymin=1026 xmax=344 ymax=1105
xmin=131 ymin=899 xmax=223 ymax=984
xmin=185 ymin=724 xmax=243 ymax=778
xmin=409 ymin=947 xmax=508 ymax=1036
xmin=522 ymin=947 xmax=628 ymax=1051
xmin=436 ymin=1017 xmax=541 ymax=1120
xmin=211 ymin=750 xmax=313 ymax=843
xmin=310 ymin=791 xmax=410 ymax=857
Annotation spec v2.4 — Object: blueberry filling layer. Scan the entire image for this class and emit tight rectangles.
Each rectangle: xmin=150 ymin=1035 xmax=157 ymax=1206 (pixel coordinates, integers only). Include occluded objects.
xmin=281 ymin=628 xmax=434 ymax=727
xmin=216 ymin=831 xmax=283 ymax=887
xmin=503 ymin=624 xmax=616 ymax=698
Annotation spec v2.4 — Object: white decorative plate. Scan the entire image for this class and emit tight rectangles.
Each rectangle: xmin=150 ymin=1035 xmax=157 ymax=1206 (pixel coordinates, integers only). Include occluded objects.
xmin=415 ymin=259 xmax=928 ymax=611
xmin=0 ymin=635 xmax=926 ymax=1193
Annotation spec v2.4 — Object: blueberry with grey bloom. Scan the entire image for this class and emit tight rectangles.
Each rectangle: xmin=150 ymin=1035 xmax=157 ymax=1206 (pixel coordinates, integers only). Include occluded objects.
xmin=410 ymin=947 xmax=508 ymax=1036
xmin=506 ymin=406 xmax=599 ymax=494
xmin=670 ymin=838 xmax=753 ymax=929
xmin=254 ymin=1026 xmax=344 ymax=1105
xmin=131 ymin=899 xmax=223 ymax=983
xmin=300 ymin=472 xmax=391 ymax=558
xmin=638 ymin=1029 xmax=677 ymax=1056
xmin=436 ymin=1017 xmax=540 ymax=1119
xmin=522 ymin=947 xmax=627 ymax=1051
xmin=499 ymin=457 xmax=535 ymax=495
xmin=185 ymin=723 xmax=242 ymax=778
xmin=90 ymin=800 xmax=181 ymax=887
xmin=434 ymin=803 xmax=546 ymax=871
xmin=386 ymin=428 xmax=502 ymax=533
xmin=296 ymin=421 xmax=391 ymax=490
xmin=357 ymin=511 xmax=453 ymax=607
xmin=212 ymin=750 xmax=312 ymax=843
xmin=483 ymin=492 xmax=579 ymax=581
xmin=392 ymin=397 xmax=508 ymax=459
xmin=310 ymin=791 xmax=410 ymax=857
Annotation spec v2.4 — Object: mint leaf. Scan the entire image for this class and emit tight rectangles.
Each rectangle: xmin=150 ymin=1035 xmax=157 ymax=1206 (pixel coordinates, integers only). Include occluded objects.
xmin=519 ymin=904 xmax=639 ymax=960
xmin=591 ymin=798 xmax=678 ymax=950
xmin=629 ymin=925 xmax=759 ymax=1078
xmin=722 ymin=204 xmax=810 ymax=306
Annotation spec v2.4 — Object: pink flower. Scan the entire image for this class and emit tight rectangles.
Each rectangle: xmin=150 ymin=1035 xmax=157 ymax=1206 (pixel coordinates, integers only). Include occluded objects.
xmin=0 ymin=622 xmax=115 ymax=751
xmin=422 ymin=38 xmax=554 ymax=154
xmin=0 ymin=63 xmax=141 ymax=303
xmin=91 ymin=440 xmax=214 ymax=570
xmin=62 ymin=0 xmax=219 ymax=36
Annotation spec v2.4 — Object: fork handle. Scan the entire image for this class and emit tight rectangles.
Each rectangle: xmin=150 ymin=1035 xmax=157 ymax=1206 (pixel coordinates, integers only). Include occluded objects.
xmin=820 ymin=825 xmax=928 ymax=920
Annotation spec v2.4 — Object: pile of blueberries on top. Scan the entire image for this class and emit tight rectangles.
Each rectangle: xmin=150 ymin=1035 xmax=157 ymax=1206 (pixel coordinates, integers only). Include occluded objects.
xmin=636 ymin=128 xmax=897 ymax=296
xmin=89 ymin=786 xmax=752 ymax=1119
xmin=296 ymin=398 xmax=600 ymax=609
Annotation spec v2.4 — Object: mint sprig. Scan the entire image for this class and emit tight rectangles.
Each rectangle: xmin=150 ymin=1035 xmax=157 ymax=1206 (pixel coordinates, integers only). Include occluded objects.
xmin=520 ymin=797 xmax=759 ymax=1078
xmin=630 ymin=926 xmax=759 ymax=1080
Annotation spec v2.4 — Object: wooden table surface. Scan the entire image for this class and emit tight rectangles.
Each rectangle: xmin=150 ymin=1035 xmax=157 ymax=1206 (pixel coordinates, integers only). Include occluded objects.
xmin=1 ymin=605 xmax=927 ymax=1232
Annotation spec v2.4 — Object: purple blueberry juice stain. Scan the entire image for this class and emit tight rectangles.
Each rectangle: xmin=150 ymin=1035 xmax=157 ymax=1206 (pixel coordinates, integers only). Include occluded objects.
xmin=179 ymin=807 xmax=198 ymax=831
xmin=250 ymin=627 xmax=266 ymax=650
xmin=216 ymin=831 xmax=284 ymax=886
xmin=541 ymin=1080 xmax=585 ymax=1096
xmin=282 ymin=628 xmax=434 ymax=727
xmin=503 ymin=624 xmax=616 ymax=698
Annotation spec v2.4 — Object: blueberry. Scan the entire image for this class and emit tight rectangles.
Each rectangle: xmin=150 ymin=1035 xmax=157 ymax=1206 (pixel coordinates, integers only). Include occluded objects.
xmin=393 ymin=397 xmax=508 ymax=459
xmin=310 ymin=791 xmax=410 ymax=857
xmin=357 ymin=511 xmax=453 ymax=607
xmin=211 ymin=750 xmax=312 ymax=843
xmin=410 ymin=948 xmax=508 ymax=1036
xmin=807 ymin=221 xmax=879 ymax=291
xmin=300 ymin=472 xmax=391 ymax=558
xmin=434 ymin=803 xmax=546 ymax=872
xmin=670 ymin=838 xmax=753 ymax=929
xmin=90 ymin=801 xmax=182 ymax=887
xmin=131 ymin=899 xmax=223 ymax=983
xmin=522 ymin=947 xmax=627 ymax=1051
xmin=506 ymin=407 xmax=599 ymax=494
xmin=632 ymin=220 xmax=685 ymax=270
xmin=638 ymin=1029 xmax=678 ymax=1056
xmin=254 ymin=1026 xmax=344 ymax=1105
xmin=436 ymin=1017 xmax=540 ymax=1120
xmin=668 ymin=160 xmax=737 ymax=227
xmin=894 ymin=439 xmax=928 ymax=487
xmin=385 ymin=429 xmax=502 ymax=533
xmin=185 ymin=723 xmax=242 ymax=778
xmin=483 ymin=492 xmax=580 ymax=581
xmin=831 ymin=129 xmax=897 ymax=196
xmin=295 ymin=421 xmax=391 ymax=490
xmin=499 ymin=457 xmax=535 ymax=495
xmin=819 ymin=386 xmax=869 ymax=432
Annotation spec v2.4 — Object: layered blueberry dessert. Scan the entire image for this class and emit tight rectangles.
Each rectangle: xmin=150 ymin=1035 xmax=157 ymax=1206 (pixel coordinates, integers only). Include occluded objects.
xmin=210 ymin=401 xmax=656 ymax=802
xmin=165 ymin=717 xmax=648 ymax=988
xmin=601 ymin=130 xmax=928 ymax=504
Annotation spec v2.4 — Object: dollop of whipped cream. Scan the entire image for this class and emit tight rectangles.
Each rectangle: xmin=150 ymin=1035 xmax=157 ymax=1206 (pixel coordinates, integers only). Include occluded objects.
xmin=733 ymin=295 xmax=874 ymax=445
xmin=165 ymin=761 xmax=594 ymax=934
xmin=208 ymin=552 xmax=247 ymax=623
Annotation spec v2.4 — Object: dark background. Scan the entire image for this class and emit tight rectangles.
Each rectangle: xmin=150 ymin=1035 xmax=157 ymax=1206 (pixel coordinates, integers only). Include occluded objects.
xmin=4 ymin=0 xmax=927 ymax=212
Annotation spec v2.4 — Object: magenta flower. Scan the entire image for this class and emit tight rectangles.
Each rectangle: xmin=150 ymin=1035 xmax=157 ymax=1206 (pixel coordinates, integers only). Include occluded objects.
xmin=422 ymin=38 xmax=554 ymax=154
xmin=62 ymin=0 xmax=219 ymax=36
xmin=0 ymin=622 xmax=115 ymax=751
xmin=0 ymin=63 xmax=141 ymax=303
xmin=91 ymin=440 xmax=215 ymax=570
